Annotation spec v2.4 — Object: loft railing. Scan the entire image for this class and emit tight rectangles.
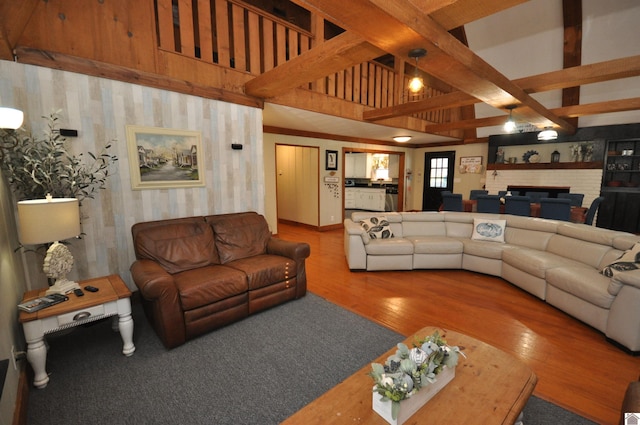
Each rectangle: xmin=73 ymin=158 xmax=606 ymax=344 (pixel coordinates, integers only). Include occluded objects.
xmin=154 ymin=0 xmax=448 ymax=124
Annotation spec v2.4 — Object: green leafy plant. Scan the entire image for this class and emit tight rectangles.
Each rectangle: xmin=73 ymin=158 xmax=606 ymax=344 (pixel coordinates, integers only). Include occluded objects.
xmin=0 ymin=111 xmax=118 ymax=202
xmin=369 ymin=331 xmax=464 ymax=420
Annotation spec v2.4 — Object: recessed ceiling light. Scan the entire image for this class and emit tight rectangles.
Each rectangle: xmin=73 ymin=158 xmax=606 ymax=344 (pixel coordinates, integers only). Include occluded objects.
xmin=393 ymin=136 xmax=412 ymax=143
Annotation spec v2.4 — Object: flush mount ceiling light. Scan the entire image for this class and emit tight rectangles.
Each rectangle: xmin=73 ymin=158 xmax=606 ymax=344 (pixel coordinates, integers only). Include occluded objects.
xmin=408 ymin=48 xmax=427 ymax=93
xmin=538 ymin=127 xmax=558 ymax=141
xmin=393 ymin=136 xmax=412 ymax=143
xmin=503 ymin=105 xmax=517 ymax=133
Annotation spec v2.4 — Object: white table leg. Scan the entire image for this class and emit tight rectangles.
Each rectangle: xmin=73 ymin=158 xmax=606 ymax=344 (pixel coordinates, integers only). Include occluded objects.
xmin=116 ymin=298 xmax=135 ymax=356
xmin=26 ymin=337 xmax=49 ymax=388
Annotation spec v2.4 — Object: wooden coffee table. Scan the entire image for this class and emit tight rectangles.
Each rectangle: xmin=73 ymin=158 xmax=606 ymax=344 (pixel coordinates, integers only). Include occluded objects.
xmin=18 ymin=274 xmax=135 ymax=388
xmin=282 ymin=326 xmax=537 ymax=425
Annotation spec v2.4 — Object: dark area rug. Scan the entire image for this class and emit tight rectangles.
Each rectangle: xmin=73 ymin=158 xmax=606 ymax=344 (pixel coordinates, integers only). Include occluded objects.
xmin=26 ymin=293 xmax=596 ymax=424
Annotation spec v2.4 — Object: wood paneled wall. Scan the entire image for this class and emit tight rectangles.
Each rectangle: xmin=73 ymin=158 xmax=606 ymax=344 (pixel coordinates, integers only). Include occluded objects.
xmin=0 ymin=60 xmax=264 ymax=290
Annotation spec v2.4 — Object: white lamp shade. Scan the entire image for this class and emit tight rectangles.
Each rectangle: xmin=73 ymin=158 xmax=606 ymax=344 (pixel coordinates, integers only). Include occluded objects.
xmin=17 ymin=198 xmax=81 ymax=245
xmin=0 ymin=107 xmax=24 ymax=129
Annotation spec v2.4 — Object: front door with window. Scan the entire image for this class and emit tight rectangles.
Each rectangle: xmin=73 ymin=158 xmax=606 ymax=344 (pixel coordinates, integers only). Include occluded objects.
xmin=422 ymin=151 xmax=456 ymax=211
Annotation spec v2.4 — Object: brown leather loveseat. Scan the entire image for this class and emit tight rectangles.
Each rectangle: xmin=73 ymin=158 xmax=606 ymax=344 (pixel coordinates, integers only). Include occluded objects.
xmin=130 ymin=212 xmax=310 ymax=348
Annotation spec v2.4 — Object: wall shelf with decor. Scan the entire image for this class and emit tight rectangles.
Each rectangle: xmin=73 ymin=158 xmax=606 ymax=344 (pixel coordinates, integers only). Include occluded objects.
xmin=487 ymin=161 xmax=602 ymax=170
xmin=597 ymin=138 xmax=640 ymax=233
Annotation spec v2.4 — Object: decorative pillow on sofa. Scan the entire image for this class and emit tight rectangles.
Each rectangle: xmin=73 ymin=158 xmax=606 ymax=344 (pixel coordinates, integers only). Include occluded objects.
xmin=359 ymin=216 xmax=393 ymax=239
xmin=471 ymin=218 xmax=506 ymax=243
xmin=602 ymin=243 xmax=640 ymax=277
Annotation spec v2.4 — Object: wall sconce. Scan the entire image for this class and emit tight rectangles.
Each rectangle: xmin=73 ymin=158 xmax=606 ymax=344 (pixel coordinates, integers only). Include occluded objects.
xmin=17 ymin=195 xmax=82 ymax=295
xmin=408 ymin=48 xmax=427 ymax=93
xmin=503 ymin=105 xmax=517 ymax=133
xmin=0 ymin=107 xmax=25 ymax=162
xmin=393 ymin=136 xmax=411 ymax=143
xmin=538 ymin=127 xmax=558 ymax=141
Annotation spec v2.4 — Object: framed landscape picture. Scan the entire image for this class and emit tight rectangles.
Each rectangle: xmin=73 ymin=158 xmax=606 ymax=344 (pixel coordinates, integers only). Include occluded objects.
xmin=126 ymin=125 xmax=205 ymax=190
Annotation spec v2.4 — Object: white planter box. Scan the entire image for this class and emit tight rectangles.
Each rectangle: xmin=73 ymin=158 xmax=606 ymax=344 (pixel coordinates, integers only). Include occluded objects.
xmin=372 ymin=366 xmax=455 ymax=425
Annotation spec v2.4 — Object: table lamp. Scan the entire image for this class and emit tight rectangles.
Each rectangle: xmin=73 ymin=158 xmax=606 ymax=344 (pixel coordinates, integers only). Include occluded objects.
xmin=17 ymin=195 xmax=81 ymax=295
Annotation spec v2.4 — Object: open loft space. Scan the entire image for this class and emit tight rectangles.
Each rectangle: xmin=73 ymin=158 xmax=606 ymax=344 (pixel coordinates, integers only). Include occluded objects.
xmin=1 ymin=1 xmax=640 ymax=425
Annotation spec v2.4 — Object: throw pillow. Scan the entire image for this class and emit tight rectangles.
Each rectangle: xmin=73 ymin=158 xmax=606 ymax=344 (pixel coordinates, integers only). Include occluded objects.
xmin=359 ymin=216 xmax=394 ymax=239
xmin=602 ymin=243 xmax=640 ymax=278
xmin=471 ymin=218 xmax=506 ymax=243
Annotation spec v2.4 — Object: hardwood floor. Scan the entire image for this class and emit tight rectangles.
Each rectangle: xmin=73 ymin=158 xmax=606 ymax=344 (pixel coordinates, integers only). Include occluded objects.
xmin=277 ymin=222 xmax=640 ymax=425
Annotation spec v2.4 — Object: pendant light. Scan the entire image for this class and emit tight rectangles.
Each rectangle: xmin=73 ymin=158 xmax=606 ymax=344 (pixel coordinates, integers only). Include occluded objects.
xmin=538 ymin=127 xmax=558 ymax=141
xmin=408 ymin=48 xmax=427 ymax=93
xmin=503 ymin=105 xmax=516 ymax=133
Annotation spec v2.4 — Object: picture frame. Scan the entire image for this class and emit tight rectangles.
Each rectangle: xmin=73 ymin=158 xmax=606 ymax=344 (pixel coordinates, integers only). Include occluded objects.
xmin=126 ymin=125 xmax=205 ymax=190
xmin=326 ymin=150 xmax=338 ymax=170
xmin=459 ymin=156 xmax=483 ymax=174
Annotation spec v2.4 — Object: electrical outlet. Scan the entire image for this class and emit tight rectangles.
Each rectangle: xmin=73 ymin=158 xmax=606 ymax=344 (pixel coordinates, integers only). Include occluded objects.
xmin=330 ymin=215 xmax=334 ymax=222
xmin=11 ymin=345 xmax=26 ymax=370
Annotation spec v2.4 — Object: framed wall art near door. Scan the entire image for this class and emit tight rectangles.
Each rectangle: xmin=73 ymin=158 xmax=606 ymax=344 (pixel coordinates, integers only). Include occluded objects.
xmin=126 ymin=125 xmax=205 ymax=190
xmin=326 ymin=150 xmax=338 ymax=170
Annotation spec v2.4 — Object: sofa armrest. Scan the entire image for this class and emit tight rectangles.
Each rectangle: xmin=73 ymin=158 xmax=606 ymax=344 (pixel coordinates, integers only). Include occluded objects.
xmin=609 ymin=268 xmax=640 ymax=295
xmin=267 ymin=238 xmax=310 ymax=298
xmin=267 ymin=237 xmax=310 ymax=261
xmin=130 ymin=259 xmax=186 ymax=348
xmin=344 ymin=219 xmax=369 ymax=242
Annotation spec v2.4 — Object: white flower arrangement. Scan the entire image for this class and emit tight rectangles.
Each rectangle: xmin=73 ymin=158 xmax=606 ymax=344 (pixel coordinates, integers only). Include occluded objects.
xmin=369 ymin=331 xmax=464 ymax=420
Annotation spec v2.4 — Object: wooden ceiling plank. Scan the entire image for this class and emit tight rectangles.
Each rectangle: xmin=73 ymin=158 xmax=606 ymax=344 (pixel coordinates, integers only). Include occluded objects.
xmin=244 ymin=31 xmax=384 ymax=98
xmin=429 ymin=0 xmax=529 ymax=31
xmin=0 ymin=0 xmax=40 ymax=59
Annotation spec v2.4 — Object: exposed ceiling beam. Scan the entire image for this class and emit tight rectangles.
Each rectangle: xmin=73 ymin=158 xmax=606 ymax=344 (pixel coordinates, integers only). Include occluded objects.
xmin=424 ymin=97 xmax=640 ymax=133
xmin=364 ymin=55 xmax=640 ymax=121
xmin=292 ymin=0 xmax=575 ymax=133
xmin=562 ymin=0 xmax=582 ymax=128
xmin=0 ymin=0 xmax=39 ymax=59
xmin=244 ymin=32 xmax=384 ymax=98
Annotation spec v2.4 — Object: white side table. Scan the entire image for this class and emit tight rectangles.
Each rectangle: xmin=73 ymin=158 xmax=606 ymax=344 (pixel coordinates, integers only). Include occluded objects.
xmin=19 ymin=274 xmax=135 ymax=388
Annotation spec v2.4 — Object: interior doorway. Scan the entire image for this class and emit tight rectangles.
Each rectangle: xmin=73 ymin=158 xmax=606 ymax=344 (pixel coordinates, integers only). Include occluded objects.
xmin=422 ymin=151 xmax=455 ymax=211
xmin=275 ymin=144 xmax=319 ymax=226
xmin=342 ymin=148 xmax=405 ymax=221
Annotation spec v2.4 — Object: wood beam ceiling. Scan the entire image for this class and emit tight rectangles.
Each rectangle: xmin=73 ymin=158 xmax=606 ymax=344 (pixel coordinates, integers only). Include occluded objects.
xmin=363 ymin=55 xmax=640 ymax=120
xmin=287 ymin=0 xmax=575 ymax=134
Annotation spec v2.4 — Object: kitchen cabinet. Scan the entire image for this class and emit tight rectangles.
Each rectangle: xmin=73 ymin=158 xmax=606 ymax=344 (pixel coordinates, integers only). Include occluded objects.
xmin=389 ymin=155 xmax=399 ymax=178
xmin=344 ymin=188 xmax=356 ymax=209
xmin=356 ymin=188 xmax=385 ymax=211
xmin=345 ymin=188 xmax=385 ymax=211
xmin=345 ymin=153 xmax=369 ymax=178
xmin=598 ymin=138 xmax=640 ymax=232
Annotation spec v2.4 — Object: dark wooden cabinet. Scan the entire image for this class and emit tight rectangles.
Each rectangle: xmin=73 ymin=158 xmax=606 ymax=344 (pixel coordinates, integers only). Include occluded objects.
xmin=597 ymin=138 xmax=640 ymax=233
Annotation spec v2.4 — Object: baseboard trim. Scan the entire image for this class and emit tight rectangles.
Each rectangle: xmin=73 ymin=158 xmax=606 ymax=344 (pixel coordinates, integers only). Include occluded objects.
xmin=277 ymin=219 xmax=343 ymax=232
xmin=13 ymin=363 xmax=29 ymax=425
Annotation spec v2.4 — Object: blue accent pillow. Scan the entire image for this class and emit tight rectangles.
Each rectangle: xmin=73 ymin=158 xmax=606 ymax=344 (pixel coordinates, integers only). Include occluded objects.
xmin=471 ymin=218 xmax=506 ymax=243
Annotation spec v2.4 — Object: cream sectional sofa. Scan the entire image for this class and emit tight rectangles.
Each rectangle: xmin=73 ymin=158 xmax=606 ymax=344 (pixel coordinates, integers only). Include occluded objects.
xmin=344 ymin=211 xmax=640 ymax=352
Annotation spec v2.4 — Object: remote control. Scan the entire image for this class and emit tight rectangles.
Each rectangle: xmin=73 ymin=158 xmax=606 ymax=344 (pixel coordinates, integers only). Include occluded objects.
xmin=74 ymin=288 xmax=84 ymax=297
xmin=84 ymin=285 xmax=99 ymax=292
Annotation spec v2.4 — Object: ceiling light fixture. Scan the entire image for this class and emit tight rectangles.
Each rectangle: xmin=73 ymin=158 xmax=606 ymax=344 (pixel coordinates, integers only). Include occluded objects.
xmin=537 ymin=127 xmax=558 ymax=141
xmin=408 ymin=48 xmax=427 ymax=93
xmin=503 ymin=105 xmax=517 ymax=133
xmin=393 ymin=136 xmax=412 ymax=143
